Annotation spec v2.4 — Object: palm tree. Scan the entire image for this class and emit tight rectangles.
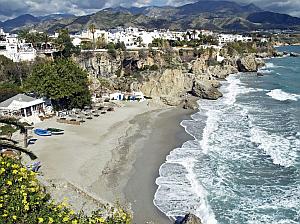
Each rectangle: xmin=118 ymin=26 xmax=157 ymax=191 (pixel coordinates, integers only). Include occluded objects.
xmin=17 ymin=29 xmax=30 ymax=42
xmin=40 ymin=32 xmax=51 ymax=50
xmin=0 ymin=117 xmax=37 ymax=160
xmin=89 ymin=24 xmax=96 ymax=50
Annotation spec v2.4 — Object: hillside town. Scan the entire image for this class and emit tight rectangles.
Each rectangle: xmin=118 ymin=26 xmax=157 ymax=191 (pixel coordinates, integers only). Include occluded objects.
xmin=0 ymin=26 xmax=261 ymax=62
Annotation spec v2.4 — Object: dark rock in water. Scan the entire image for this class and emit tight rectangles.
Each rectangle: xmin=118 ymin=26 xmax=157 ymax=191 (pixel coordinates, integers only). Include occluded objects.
xmin=273 ymin=51 xmax=284 ymax=57
xmin=290 ymin=52 xmax=300 ymax=57
xmin=236 ymin=55 xmax=258 ymax=72
xmin=192 ymin=80 xmax=223 ymax=100
xmin=257 ymin=72 xmax=264 ymax=76
xmin=175 ymin=213 xmax=203 ymax=224
xmin=256 ymin=52 xmax=269 ymax=58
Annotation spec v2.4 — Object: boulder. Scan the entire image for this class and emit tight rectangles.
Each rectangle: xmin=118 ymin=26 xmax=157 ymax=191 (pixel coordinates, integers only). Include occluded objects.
xmin=183 ymin=97 xmax=199 ymax=110
xmin=191 ymin=58 xmax=207 ymax=75
xmin=207 ymin=64 xmax=238 ymax=79
xmin=175 ymin=214 xmax=203 ymax=224
xmin=256 ymin=52 xmax=270 ymax=58
xmin=192 ymin=79 xmax=223 ymax=100
xmin=236 ymin=55 xmax=258 ymax=72
xmin=290 ymin=52 xmax=300 ymax=57
xmin=255 ymin=58 xmax=266 ymax=69
xmin=160 ymin=96 xmax=183 ymax=106
xmin=272 ymin=51 xmax=284 ymax=57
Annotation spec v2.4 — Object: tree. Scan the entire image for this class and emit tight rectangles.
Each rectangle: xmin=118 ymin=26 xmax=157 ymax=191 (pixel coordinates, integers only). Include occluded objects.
xmin=136 ymin=36 xmax=143 ymax=47
xmin=107 ymin=42 xmax=117 ymax=59
xmin=25 ymin=59 xmax=91 ymax=110
xmin=96 ymin=34 xmax=107 ymax=49
xmin=54 ymin=29 xmax=79 ymax=58
xmin=0 ymin=117 xmax=37 ymax=160
xmin=39 ymin=33 xmax=51 ymax=50
xmin=89 ymin=24 xmax=96 ymax=50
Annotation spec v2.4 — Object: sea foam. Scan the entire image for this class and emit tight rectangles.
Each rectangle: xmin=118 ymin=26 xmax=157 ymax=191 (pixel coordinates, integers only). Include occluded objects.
xmin=267 ymin=89 xmax=300 ymax=101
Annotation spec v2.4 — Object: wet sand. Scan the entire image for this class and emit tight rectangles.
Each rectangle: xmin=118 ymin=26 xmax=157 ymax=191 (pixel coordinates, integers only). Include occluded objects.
xmin=123 ymin=109 xmax=194 ymax=224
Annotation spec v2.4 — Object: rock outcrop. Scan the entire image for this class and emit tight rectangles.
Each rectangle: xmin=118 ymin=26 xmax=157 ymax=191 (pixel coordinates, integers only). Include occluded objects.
xmin=160 ymin=96 xmax=183 ymax=106
xmin=192 ymin=79 xmax=223 ymax=100
xmin=207 ymin=64 xmax=238 ymax=79
xmin=175 ymin=214 xmax=203 ymax=224
xmin=132 ymin=69 xmax=194 ymax=99
xmin=290 ymin=52 xmax=300 ymax=57
xmin=236 ymin=54 xmax=258 ymax=72
xmin=191 ymin=58 xmax=207 ymax=75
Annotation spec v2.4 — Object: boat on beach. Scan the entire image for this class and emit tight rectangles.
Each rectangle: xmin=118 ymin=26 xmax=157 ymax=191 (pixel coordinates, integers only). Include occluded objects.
xmin=47 ymin=128 xmax=64 ymax=135
xmin=34 ymin=129 xmax=52 ymax=136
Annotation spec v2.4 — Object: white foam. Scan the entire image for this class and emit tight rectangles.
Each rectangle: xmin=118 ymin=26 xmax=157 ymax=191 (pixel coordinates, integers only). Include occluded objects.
xmin=264 ymin=62 xmax=284 ymax=69
xmin=250 ymin=127 xmax=299 ymax=167
xmin=267 ymin=89 xmax=300 ymax=101
xmin=200 ymin=110 xmax=220 ymax=154
xmin=259 ymin=69 xmax=273 ymax=74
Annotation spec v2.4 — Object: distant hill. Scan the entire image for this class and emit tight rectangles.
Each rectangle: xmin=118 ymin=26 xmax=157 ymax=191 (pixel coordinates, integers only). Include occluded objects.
xmin=1 ymin=0 xmax=300 ymax=33
xmin=0 ymin=13 xmax=75 ymax=32
xmin=177 ymin=1 xmax=261 ymax=15
xmin=1 ymin=14 xmax=39 ymax=31
xmin=247 ymin=11 xmax=300 ymax=26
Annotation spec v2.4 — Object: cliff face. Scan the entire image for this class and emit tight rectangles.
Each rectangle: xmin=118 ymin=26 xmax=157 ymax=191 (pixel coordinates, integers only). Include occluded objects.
xmin=75 ymin=49 xmax=267 ymax=107
xmin=132 ymin=69 xmax=194 ymax=98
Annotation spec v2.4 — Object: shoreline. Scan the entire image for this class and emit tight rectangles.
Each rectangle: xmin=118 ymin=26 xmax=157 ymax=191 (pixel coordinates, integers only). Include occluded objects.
xmin=27 ymin=101 xmax=195 ymax=223
xmin=123 ymin=108 xmax=194 ymax=224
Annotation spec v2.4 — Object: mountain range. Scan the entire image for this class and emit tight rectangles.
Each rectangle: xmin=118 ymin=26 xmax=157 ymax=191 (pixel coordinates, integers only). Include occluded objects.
xmin=1 ymin=0 xmax=300 ymax=33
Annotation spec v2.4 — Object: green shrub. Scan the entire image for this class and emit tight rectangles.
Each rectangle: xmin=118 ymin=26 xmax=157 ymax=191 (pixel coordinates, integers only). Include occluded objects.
xmin=0 ymin=157 xmax=132 ymax=224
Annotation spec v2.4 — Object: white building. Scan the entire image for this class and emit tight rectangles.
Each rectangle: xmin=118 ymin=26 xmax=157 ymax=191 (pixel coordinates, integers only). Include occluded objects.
xmin=218 ymin=34 xmax=253 ymax=45
xmin=110 ymin=92 xmax=124 ymax=100
xmin=107 ymin=27 xmax=186 ymax=48
xmin=0 ymin=28 xmax=36 ymax=62
xmin=0 ymin=94 xmax=45 ymax=122
xmin=71 ymin=29 xmax=109 ymax=47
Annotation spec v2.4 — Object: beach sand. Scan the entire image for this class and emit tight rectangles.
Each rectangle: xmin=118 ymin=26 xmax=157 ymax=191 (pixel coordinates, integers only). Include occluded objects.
xmin=27 ymin=101 xmax=193 ymax=223
xmin=123 ymin=108 xmax=193 ymax=224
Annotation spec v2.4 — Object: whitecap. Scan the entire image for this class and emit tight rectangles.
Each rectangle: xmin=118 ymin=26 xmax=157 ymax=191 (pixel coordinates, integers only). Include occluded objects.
xmin=266 ymin=89 xmax=300 ymax=101
xmin=259 ymin=69 xmax=273 ymax=74
xmin=250 ymin=127 xmax=299 ymax=167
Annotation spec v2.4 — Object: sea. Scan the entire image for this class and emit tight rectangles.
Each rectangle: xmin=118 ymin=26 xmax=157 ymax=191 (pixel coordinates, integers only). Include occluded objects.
xmin=154 ymin=45 xmax=300 ymax=224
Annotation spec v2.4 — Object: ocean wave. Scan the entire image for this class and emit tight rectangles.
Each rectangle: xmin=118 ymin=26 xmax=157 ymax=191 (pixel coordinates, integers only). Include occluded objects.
xmin=154 ymin=154 xmax=218 ymax=224
xmin=264 ymin=62 xmax=284 ymax=69
xmin=266 ymin=89 xmax=300 ymax=101
xmin=250 ymin=127 xmax=299 ymax=167
xmin=259 ymin=69 xmax=273 ymax=74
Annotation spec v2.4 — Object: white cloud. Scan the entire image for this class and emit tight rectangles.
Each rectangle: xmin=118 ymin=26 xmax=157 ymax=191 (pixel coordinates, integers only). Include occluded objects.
xmin=0 ymin=0 xmax=299 ymax=21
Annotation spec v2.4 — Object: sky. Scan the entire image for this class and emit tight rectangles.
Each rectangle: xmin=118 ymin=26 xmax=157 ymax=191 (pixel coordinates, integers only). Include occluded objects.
xmin=0 ymin=0 xmax=299 ymax=21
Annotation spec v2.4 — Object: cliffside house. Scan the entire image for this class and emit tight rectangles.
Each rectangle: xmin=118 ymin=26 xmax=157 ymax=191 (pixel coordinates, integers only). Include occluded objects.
xmin=110 ymin=92 xmax=125 ymax=100
xmin=0 ymin=28 xmax=37 ymax=62
xmin=0 ymin=94 xmax=45 ymax=118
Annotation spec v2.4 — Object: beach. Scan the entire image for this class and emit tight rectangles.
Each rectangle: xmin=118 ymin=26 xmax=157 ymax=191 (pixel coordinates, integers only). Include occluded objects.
xmin=27 ymin=101 xmax=193 ymax=223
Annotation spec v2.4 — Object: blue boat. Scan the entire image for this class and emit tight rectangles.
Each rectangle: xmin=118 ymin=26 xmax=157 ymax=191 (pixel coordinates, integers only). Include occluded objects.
xmin=34 ymin=129 xmax=52 ymax=136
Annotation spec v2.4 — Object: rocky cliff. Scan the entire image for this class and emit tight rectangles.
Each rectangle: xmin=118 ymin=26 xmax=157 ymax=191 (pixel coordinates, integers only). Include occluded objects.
xmin=75 ymin=48 xmax=267 ymax=107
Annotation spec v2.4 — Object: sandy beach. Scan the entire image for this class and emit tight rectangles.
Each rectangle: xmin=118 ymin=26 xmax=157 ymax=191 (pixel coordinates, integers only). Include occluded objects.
xmin=27 ymin=101 xmax=194 ymax=223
